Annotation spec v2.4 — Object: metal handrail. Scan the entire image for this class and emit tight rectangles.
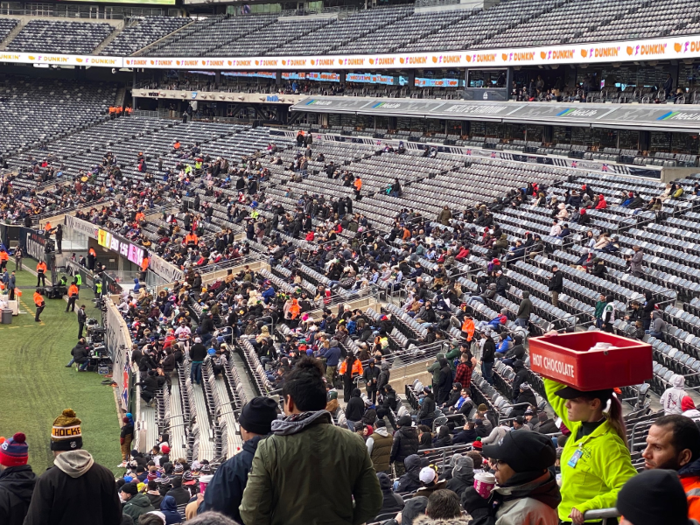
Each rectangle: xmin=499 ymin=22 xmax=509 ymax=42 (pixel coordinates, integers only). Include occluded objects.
xmin=583 ymin=508 xmax=620 ymax=520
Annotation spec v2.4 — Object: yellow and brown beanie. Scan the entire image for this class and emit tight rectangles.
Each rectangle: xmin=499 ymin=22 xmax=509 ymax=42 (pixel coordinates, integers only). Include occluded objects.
xmin=51 ymin=409 xmax=83 ymax=451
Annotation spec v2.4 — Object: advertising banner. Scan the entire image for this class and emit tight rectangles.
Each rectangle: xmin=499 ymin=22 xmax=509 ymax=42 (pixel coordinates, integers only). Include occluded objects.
xmin=148 ymin=253 xmax=184 ymax=283
xmin=1 ymin=34 xmax=698 ymax=72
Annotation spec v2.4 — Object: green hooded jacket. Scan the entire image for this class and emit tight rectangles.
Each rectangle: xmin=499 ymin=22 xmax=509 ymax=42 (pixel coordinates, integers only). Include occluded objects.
xmin=240 ymin=411 xmax=382 ymax=525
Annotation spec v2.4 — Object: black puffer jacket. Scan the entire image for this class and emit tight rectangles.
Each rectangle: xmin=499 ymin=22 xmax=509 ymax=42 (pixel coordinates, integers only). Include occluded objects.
xmin=390 ymin=425 xmax=419 ymax=464
xmin=0 ymin=465 xmax=37 ymax=525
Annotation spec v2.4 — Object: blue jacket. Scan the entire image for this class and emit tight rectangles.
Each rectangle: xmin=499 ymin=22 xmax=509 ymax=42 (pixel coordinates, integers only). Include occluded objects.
xmin=261 ymin=287 xmax=276 ymax=304
xmin=321 ymin=344 xmax=342 ymax=367
xmin=160 ymin=495 xmax=182 ymax=524
xmin=199 ymin=436 xmax=262 ymax=522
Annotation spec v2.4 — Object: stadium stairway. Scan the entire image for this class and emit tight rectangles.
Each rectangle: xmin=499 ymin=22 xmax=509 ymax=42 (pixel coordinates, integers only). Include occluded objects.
xmin=92 ymin=22 xmax=126 ymax=55
xmin=0 ymin=17 xmax=22 ymax=50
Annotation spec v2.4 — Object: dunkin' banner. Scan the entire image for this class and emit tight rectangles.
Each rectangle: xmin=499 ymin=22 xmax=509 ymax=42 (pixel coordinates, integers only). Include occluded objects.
xmin=1 ymin=34 xmax=699 ymax=71
xmin=121 ymin=34 xmax=700 ymax=71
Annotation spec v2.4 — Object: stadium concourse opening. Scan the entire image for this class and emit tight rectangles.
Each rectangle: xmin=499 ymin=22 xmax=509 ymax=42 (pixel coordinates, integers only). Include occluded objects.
xmin=4 ymin=0 xmax=700 ymax=524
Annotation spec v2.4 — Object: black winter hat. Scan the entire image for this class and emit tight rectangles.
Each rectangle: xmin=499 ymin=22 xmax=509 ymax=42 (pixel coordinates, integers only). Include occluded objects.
xmin=617 ymin=469 xmax=691 ymax=525
xmin=482 ymin=430 xmax=556 ymax=473
xmin=120 ymin=483 xmax=138 ymax=496
xmin=239 ymin=397 xmax=279 ymax=435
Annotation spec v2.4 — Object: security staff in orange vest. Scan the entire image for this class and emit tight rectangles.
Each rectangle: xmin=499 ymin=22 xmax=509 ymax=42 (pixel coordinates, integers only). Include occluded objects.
xmin=0 ymin=249 xmax=8 ymax=271
xmin=34 ymin=289 xmax=45 ymax=322
xmin=66 ymin=281 xmax=79 ymax=313
xmin=36 ymin=260 xmax=47 ymax=288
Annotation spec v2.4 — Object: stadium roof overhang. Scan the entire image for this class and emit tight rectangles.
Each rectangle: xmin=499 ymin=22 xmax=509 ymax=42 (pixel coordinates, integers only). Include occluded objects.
xmin=291 ymin=97 xmax=700 ymax=133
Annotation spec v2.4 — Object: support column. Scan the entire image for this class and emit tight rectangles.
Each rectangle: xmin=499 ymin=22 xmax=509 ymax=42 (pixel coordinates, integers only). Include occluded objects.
xmin=543 ymin=125 xmax=553 ymax=144
xmin=407 ymin=70 xmax=416 ymax=95
xmin=276 ymin=70 xmax=282 ymax=87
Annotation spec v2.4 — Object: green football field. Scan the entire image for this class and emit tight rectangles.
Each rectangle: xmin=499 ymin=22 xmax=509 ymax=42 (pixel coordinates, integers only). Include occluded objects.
xmin=0 ymin=260 xmax=122 ymax=474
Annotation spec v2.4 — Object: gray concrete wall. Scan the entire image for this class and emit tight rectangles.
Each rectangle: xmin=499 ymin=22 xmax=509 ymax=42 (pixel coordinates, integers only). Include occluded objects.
xmin=661 ymin=167 xmax=700 ymax=183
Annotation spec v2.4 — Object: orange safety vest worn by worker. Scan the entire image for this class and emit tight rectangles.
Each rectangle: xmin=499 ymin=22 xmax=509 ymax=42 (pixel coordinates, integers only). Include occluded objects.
xmin=681 ymin=474 xmax=700 ymax=521
xmin=0 ymin=251 xmax=8 ymax=262
xmin=354 ymin=178 xmax=362 ymax=191
xmin=339 ymin=359 xmax=364 ymax=377
xmin=68 ymin=284 xmax=79 ymax=298
xmin=141 ymin=257 xmax=149 ymax=272
xmin=461 ymin=317 xmax=475 ymax=341
xmin=34 ymin=292 xmax=44 ymax=307
xmin=36 ymin=261 xmax=47 ymax=274
xmin=185 ymin=233 xmax=198 ymax=245
xmin=44 ymin=222 xmax=52 ymax=232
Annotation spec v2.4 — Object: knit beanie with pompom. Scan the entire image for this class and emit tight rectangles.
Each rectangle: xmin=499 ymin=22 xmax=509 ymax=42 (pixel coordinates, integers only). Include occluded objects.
xmin=51 ymin=409 xmax=83 ymax=451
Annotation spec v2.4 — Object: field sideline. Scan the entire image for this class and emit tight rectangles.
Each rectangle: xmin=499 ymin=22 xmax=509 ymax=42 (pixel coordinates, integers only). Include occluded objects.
xmin=0 ymin=260 xmax=122 ymax=474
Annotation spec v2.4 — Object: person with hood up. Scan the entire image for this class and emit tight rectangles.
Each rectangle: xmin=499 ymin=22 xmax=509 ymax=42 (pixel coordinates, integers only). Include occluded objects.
xmin=391 ymin=416 xmax=419 ymax=476
xmin=240 ymin=357 xmax=382 ymax=525
xmin=23 ymin=409 xmax=121 ymax=525
xmin=199 ymin=397 xmax=278 ymax=521
xmin=418 ymin=387 xmax=437 ymax=427
xmin=346 ymin=388 xmax=366 ymax=431
xmin=159 ymin=495 xmax=182 ymax=524
xmin=682 ymin=396 xmax=700 ymax=419
xmin=374 ymin=472 xmax=404 ymax=520
xmin=445 ymin=455 xmax=474 ymax=500
xmin=396 ymin=454 xmax=423 ymax=493
xmin=367 ymin=420 xmax=393 ymax=474
xmin=661 ymin=374 xmax=688 ymax=415
xmin=461 ymin=430 xmax=561 ymax=525
xmin=439 ymin=453 xmax=462 ymax=482
xmin=121 ymin=482 xmax=155 ymax=520
xmin=427 ymin=353 xmax=445 ymax=391
xmin=437 ymin=206 xmax=452 ymax=226
xmin=515 ymin=292 xmax=532 ymax=329
xmin=0 ymin=432 xmax=36 ymax=525
xmin=436 ymin=358 xmax=452 ymax=405
xmin=364 ymin=359 xmax=381 ymax=404
xmin=647 ymin=310 xmax=666 ymax=341
xmin=510 ymin=383 xmax=537 ymax=418
xmin=595 ymin=194 xmax=607 ymax=209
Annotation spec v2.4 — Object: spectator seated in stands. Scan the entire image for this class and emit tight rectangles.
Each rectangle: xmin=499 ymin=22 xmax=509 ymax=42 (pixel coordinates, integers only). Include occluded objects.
xmin=461 ymin=431 xmax=560 ymax=524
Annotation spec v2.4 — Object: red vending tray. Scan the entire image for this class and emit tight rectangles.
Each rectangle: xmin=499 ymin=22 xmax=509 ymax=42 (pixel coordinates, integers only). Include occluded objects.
xmin=529 ymin=331 xmax=652 ymax=391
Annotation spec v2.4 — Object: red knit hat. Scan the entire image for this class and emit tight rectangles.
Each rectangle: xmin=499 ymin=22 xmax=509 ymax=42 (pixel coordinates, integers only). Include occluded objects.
xmin=682 ymin=396 xmax=696 ymax=412
xmin=0 ymin=433 xmax=29 ymax=467
xmin=472 ymin=440 xmax=483 ymax=450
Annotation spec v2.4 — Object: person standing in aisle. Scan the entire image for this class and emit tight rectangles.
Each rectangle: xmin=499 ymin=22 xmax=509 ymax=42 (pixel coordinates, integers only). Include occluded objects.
xmin=548 ymin=265 xmax=563 ymax=307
